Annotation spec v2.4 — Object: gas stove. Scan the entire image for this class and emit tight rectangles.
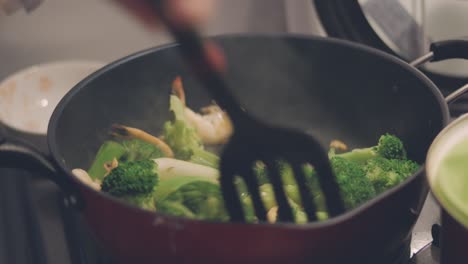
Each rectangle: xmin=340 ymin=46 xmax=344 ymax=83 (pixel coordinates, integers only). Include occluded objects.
xmin=0 ymin=170 xmax=440 ymax=264
xmin=3 ymin=82 xmax=464 ymax=264
xmin=4 ymin=88 xmax=465 ymax=264
xmin=4 ymin=110 xmax=466 ymax=264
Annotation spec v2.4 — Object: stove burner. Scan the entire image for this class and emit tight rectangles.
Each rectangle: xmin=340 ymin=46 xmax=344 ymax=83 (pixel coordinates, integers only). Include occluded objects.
xmin=409 ymin=243 xmax=440 ymax=264
xmin=384 ymin=237 xmax=412 ymax=264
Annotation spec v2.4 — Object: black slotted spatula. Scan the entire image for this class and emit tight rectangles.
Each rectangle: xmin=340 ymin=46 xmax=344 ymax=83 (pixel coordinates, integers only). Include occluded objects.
xmin=151 ymin=0 xmax=345 ymax=223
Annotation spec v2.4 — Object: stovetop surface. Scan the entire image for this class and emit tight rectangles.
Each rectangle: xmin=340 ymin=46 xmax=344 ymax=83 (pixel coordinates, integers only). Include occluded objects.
xmin=0 ymin=168 xmax=441 ymax=264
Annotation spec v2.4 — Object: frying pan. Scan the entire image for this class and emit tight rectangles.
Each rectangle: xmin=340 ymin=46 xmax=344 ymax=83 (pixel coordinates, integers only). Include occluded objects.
xmin=1 ymin=34 xmax=468 ymax=264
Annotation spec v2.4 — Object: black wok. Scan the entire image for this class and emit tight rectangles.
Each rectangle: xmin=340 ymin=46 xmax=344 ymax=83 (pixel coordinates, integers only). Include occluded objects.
xmin=1 ymin=34 xmax=468 ymax=264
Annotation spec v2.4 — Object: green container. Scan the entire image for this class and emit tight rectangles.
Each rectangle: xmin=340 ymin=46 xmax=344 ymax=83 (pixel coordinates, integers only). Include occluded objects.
xmin=427 ymin=113 xmax=468 ymax=264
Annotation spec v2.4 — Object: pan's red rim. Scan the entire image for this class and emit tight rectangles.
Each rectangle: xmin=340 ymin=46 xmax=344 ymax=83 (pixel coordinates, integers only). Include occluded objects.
xmin=47 ymin=33 xmax=449 ymax=229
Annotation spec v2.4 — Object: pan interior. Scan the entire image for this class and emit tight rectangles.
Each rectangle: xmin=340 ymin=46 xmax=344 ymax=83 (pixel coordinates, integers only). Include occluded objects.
xmin=51 ymin=35 xmax=446 ymax=175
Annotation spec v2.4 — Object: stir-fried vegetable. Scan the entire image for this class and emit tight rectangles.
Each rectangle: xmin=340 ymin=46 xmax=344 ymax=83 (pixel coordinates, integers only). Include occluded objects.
xmin=112 ymin=125 xmax=174 ymax=158
xmin=156 ymin=177 xmax=229 ymax=221
xmin=87 ymin=141 xmax=126 ymax=180
xmin=154 ymin=158 xmax=218 ymax=183
xmin=334 ymin=134 xmax=407 ymax=164
xmin=163 ymin=95 xmax=220 ymax=168
xmin=365 ymin=157 xmax=419 ymax=194
xmin=172 ymin=76 xmax=233 ymax=145
xmin=330 ymin=156 xmax=377 ymax=209
xmin=72 ymin=76 xmax=421 ymax=224
xmin=101 ymin=160 xmax=159 ymax=211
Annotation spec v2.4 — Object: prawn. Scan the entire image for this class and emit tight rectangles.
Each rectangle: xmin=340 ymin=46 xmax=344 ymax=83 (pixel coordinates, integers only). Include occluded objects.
xmin=172 ymin=76 xmax=233 ymax=145
xmin=111 ymin=124 xmax=175 ymax=158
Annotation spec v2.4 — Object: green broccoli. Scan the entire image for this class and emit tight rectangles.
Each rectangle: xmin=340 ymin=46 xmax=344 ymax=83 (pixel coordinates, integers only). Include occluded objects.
xmin=163 ymin=95 xmax=220 ymax=168
xmin=162 ymin=95 xmax=202 ymax=160
xmin=87 ymin=141 xmax=126 ymax=180
xmin=87 ymin=138 xmax=165 ymax=180
xmin=156 ymin=175 xmax=256 ymax=222
xmin=155 ymin=176 xmax=230 ymax=221
xmin=330 ymin=157 xmax=377 ymax=209
xmin=248 ymin=135 xmax=411 ymax=218
xmin=365 ymin=157 xmax=420 ymax=194
xmin=302 ymin=157 xmax=376 ymax=211
xmin=120 ymin=138 xmax=165 ymax=162
xmin=101 ymin=160 xmax=158 ymax=211
xmin=336 ymin=134 xmax=407 ymax=164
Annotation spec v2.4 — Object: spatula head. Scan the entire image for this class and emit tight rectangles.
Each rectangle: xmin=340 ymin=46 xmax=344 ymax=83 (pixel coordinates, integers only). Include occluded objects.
xmin=219 ymin=125 xmax=346 ymax=223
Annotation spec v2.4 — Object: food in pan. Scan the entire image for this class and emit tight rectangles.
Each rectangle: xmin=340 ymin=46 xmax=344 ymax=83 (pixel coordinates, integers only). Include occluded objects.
xmin=72 ymin=76 xmax=420 ymax=223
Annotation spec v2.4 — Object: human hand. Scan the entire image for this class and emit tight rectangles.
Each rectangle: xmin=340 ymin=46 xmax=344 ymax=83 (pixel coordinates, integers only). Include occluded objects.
xmin=113 ymin=0 xmax=218 ymax=30
xmin=114 ymin=0 xmax=225 ymax=72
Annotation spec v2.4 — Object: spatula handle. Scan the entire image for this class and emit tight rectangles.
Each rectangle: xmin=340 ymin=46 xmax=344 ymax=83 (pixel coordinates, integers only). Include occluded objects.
xmin=150 ymin=0 xmax=246 ymax=125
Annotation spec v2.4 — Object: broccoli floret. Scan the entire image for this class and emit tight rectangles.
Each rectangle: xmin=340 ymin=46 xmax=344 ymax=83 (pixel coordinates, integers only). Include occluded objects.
xmin=163 ymin=95 xmax=203 ymax=160
xmin=101 ymin=160 xmax=158 ymax=211
xmin=304 ymin=158 xmax=376 ymax=211
xmin=163 ymin=95 xmax=219 ymax=168
xmin=330 ymin=157 xmax=377 ymax=209
xmin=249 ymin=136 xmax=408 ymax=216
xmin=87 ymin=138 xmax=165 ymax=180
xmin=365 ymin=157 xmax=420 ymax=194
xmin=163 ymin=119 xmax=202 ymax=160
xmin=156 ymin=177 xmax=229 ymax=221
xmin=336 ymin=134 xmax=407 ymax=163
xmin=120 ymin=138 xmax=164 ymax=162
xmin=374 ymin=134 xmax=407 ymax=160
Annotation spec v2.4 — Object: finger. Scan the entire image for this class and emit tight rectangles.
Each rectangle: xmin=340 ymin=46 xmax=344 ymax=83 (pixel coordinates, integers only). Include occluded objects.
xmin=112 ymin=0 xmax=160 ymax=30
xmin=113 ymin=0 xmax=217 ymax=30
xmin=167 ymin=0 xmax=217 ymax=27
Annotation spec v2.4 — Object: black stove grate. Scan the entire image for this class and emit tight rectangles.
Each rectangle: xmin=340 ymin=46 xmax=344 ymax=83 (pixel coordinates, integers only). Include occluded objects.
xmin=58 ymin=193 xmax=115 ymax=264
xmin=0 ymin=170 xmax=48 ymax=264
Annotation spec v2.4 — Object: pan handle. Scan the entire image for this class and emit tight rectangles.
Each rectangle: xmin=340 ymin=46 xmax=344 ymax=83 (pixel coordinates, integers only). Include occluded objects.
xmin=445 ymin=83 xmax=468 ymax=105
xmin=0 ymin=128 xmax=84 ymax=209
xmin=411 ymin=39 xmax=468 ymax=66
xmin=410 ymin=39 xmax=468 ymax=104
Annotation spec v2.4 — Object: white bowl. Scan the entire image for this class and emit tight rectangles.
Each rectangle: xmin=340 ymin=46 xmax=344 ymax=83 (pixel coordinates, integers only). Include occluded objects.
xmin=0 ymin=60 xmax=105 ymax=135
